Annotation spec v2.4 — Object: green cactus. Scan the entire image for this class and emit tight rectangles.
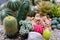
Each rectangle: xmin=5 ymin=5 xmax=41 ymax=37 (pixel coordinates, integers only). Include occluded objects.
xmin=15 ymin=0 xmax=30 ymax=22
xmin=7 ymin=0 xmax=21 ymax=11
xmin=0 ymin=8 xmax=12 ymax=23
xmin=3 ymin=16 xmax=18 ymax=37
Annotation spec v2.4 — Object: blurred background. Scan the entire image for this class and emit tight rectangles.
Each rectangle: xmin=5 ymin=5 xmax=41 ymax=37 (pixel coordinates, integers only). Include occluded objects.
xmin=0 ymin=0 xmax=7 ymax=5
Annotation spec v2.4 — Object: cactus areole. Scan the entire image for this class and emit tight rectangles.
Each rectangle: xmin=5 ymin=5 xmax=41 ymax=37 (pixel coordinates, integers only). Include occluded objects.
xmin=3 ymin=16 xmax=18 ymax=37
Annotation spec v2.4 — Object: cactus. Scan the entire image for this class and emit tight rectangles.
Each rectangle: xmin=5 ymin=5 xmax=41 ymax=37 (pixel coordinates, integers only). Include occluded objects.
xmin=7 ymin=0 xmax=21 ymax=11
xmin=0 ymin=8 xmax=12 ymax=23
xmin=52 ymin=20 xmax=58 ymax=25
xmin=57 ymin=24 xmax=60 ymax=30
xmin=15 ymin=0 xmax=30 ymax=22
xmin=19 ymin=19 xmax=33 ymax=35
xmin=3 ymin=16 xmax=18 ymax=37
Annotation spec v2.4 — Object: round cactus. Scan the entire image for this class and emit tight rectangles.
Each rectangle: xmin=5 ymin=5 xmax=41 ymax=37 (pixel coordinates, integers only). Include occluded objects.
xmin=57 ymin=24 xmax=60 ymax=30
xmin=7 ymin=0 xmax=21 ymax=11
xmin=3 ymin=16 xmax=18 ymax=37
xmin=43 ymin=29 xmax=51 ymax=40
xmin=0 ymin=8 xmax=12 ymax=23
xmin=52 ymin=20 xmax=58 ymax=25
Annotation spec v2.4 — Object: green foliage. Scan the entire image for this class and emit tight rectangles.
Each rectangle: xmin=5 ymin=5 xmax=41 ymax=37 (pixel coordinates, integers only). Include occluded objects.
xmin=38 ymin=1 xmax=52 ymax=16
xmin=57 ymin=7 xmax=60 ymax=17
xmin=7 ymin=0 xmax=21 ymax=11
xmin=19 ymin=19 xmax=33 ymax=35
xmin=3 ymin=16 xmax=18 ymax=37
xmin=49 ymin=4 xmax=60 ymax=18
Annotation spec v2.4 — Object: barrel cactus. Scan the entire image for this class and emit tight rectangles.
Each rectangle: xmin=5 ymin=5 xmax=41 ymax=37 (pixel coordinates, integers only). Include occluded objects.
xmin=3 ymin=16 xmax=18 ymax=37
xmin=7 ymin=0 xmax=21 ymax=11
xmin=0 ymin=8 xmax=12 ymax=23
xmin=43 ymin=29 xmax=51 ymax=40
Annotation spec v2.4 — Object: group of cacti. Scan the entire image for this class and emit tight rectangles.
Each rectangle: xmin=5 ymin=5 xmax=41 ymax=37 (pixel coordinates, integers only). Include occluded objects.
xmin=52 ymin=17 xmax=60 ymax=30
xmin=0 ymin=0 xmax=53 ymax=40
xmin=0 ymin=0 xmax=31 ymax=38
xmin=0 ymin=0 xmax=41 ymax=38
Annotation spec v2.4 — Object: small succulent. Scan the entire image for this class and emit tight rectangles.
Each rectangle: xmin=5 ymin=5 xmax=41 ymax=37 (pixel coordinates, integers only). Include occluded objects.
xmin=38 ymin=1 xmax=52 ymax=16
xmin=49 ymin=4 xmax=60 ymax=18
xmin=19 ymin=19 xmax=33 ymax=35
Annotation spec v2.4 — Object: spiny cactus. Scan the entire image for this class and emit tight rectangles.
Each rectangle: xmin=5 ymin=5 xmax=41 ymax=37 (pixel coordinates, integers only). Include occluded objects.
xmin=3 ymin=16 xmax=18 ymax=37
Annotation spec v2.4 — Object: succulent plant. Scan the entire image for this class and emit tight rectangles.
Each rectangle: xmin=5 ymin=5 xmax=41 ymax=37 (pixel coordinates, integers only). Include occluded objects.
xmin=38 ymin=1 xmax=52 ymax=16
xmin=3 ymin=16 xmax=18 ymax=37
xmin=19 ymin=19 xmax=33 ymax=35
